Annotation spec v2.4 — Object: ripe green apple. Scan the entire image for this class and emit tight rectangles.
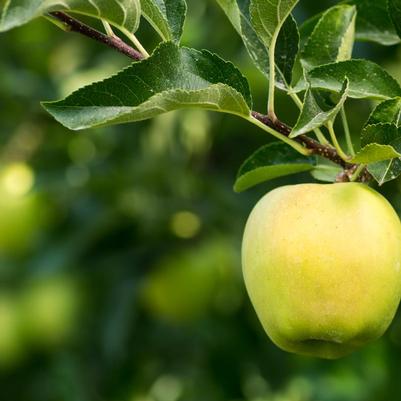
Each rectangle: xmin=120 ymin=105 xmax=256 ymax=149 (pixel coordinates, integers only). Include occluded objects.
xmin=0 ymin=163 xmax=49 ymax=255
xmin=0 ymin=294 xmax=26 ymax=367
xmin=140 ymin=240 xmax=238 ymax=323
xmin=242 ymin=183 xmax=401 ymax=359
xmin=20 ymin=276 xmax=79 ymax=347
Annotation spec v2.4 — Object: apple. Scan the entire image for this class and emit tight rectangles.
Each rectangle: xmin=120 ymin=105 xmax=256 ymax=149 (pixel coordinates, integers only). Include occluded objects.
xmin=0 ymin=163 xmax=49 ymax=255
xmin=242 ymin=183 xmax=401 ymax=359
xmin=20 ymin=276 xmax=80 ymax=347
xmin=0 ymin=294 xmax=26 ymax=367
xmin=141 ymin=240 xmax=238 ymax=323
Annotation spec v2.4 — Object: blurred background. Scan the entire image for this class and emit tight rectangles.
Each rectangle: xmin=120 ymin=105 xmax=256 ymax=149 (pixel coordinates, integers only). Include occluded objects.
xmin=1 ymin=0 xmax=401 ymax=400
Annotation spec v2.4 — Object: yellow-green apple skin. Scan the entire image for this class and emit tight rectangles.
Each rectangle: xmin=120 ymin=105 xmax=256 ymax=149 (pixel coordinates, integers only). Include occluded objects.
xmin=242 ymin=183 xmax=401 ymax=359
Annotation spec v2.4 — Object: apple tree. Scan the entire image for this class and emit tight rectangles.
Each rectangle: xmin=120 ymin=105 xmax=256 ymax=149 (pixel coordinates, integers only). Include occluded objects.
xmin=2 ymin=0 xmax=401 ymax=358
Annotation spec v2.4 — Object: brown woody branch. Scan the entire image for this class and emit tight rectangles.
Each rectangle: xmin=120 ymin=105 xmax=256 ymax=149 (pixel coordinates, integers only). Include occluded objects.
xmin=48 ymin=11 xmax=144 ymax=61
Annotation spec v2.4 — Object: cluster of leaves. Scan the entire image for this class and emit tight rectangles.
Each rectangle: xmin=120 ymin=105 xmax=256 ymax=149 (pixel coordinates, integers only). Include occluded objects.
xmin=2 ymin=0 xmax=401 ymax=187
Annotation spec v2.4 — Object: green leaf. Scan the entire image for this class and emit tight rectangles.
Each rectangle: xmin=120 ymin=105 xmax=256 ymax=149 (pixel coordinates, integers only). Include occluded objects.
xmin=249 ymin=0 xmax=300 ymax=89
xmin=275 ymin=15 xmax=300 ymax=87
xmin=368 ymin=158 xmax=401 ymax=185
xmin=345 ymin=0 xmax=400 ymax=46
xmin=301 ymin=5 xmax=356 ymax=72
xmin=42 ymin=42 xmax=252 ymax=131
xmin=302 ymin=1 xmax=400 ymax=46
xmin=349 ymin=143 xmax=401 ymax=163
xmin=140 ymin=0 xmax=186 ymax=43
xmin=389 ymin=0 xmax=401 ymax=41
xmin=0 ymin=0 xmax=141 ymax=33
xmin=215 ymin=0 xmax=299 ymax=89
xmin=310 ymin=163 xmax=342 ymax=182
xmin=360 ymin=123 xmax=399 ymax=147
xmin=214 ymin=0 xmax=243 ymax=33
xmin=299 ymin=15 xmax=320 ymax=47
xmin=305 ymin=60 xmax=401 ymax=100
xmin=215 ymin=0 xmax=268 ymax=79
xmin=350 ymin=123 xmax=401 ymax=165
xmin=290 ymin=80 xmax=349 ymax=138
xmin=295 ymin=5 xmax=356 ymax=94
xmin=234 ymin=142 xmax=315 ymax=192
xmin=250 ymin=0 xmax=299 ymax=50
xmin=366 ymin=97 xmax=401 ymax=126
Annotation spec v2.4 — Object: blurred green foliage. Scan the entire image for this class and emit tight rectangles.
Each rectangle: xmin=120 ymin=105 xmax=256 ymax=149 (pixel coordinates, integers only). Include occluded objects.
xmin=2 ymin=0 xmax=401 ymax=400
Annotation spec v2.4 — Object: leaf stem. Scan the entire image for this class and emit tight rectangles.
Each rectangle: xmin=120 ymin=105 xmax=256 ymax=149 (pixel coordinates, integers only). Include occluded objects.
xmin=250 ymin=116 xmax=311 ymax=156
xmin=314 ymin=128 xmax=330 ymax=146
xmin=102 ymin=20 xmax=115 ymax=37
xmin=267 ymin=32 xmax=279 ymax=121
xmin=120 ymin=28 xmax=150 ymax=59
xmin=341 ymin=106 xmax=355 ymax=156
xmin=289 ymin=91 xmax=303 ymax=109
xmin=327 ymin=121 xmax=349 ymax=161
xmin=350 ymin=164 xmax=366 ymax=182
xmin=43 ymin=14 xmax=72 ymax=32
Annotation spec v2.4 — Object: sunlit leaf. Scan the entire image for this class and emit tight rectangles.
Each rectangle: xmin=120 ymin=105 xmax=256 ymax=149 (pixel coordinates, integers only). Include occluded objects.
xmin=352 ymin=124 xmax=401 ymax=176
xmin=301 ymin=5 xmax=356 ymax=71
xmin=349 ymin=143 xmax=401 ymax=163
xmin=305 ymin=60 xmax=401 ymax=100
xmin=42 ymin=42 xmax=252 ymax=130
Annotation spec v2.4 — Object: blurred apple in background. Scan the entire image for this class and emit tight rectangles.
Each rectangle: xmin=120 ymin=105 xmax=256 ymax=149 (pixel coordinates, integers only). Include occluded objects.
xmin=140 ymin=239 xmax=241 ymax=324
xmin=0 ymin=275 xmax=81 ymax=370
xmin=0 ymin=162 xmax=49 ymax=256
xmin=0 ymin=294 xmax=26 ymax=368
xmin=20 ymin=275 xmax=80 ymax=347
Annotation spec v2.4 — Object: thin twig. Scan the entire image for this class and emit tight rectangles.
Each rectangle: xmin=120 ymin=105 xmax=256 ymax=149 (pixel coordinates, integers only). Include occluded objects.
xmin=48 ymin=11 xmax=144 ymax=61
